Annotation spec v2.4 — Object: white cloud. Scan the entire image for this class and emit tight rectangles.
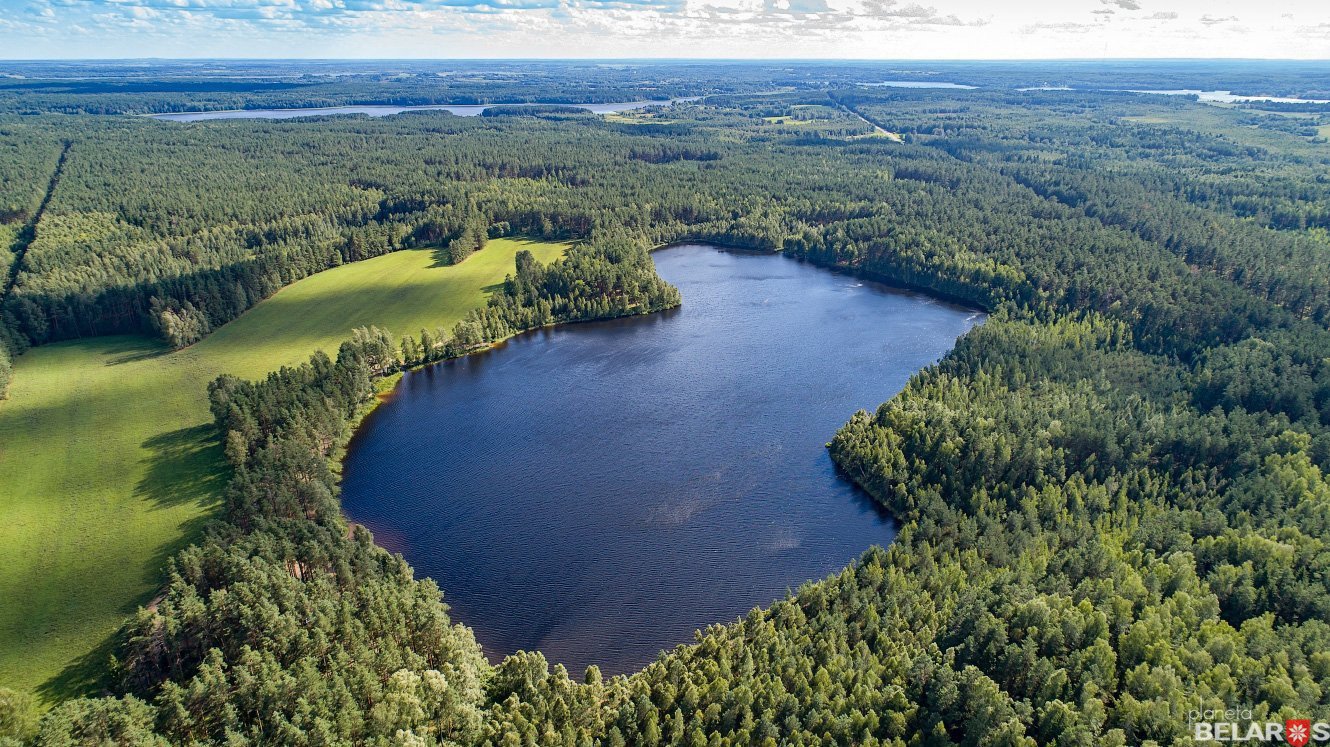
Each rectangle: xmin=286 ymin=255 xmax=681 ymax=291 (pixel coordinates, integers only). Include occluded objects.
xmin=0 ymin=0 xmax=1328 ymax=57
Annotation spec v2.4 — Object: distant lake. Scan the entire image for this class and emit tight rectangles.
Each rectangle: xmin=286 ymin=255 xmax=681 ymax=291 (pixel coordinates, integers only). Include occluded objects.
xmin=1127 ymin=89 xmax=1330 ymax=104
xmin=866 ymin=80 xmax=977 ymax=89
xmin=148 ymin=99 xmax=694 ymax=121
xmin=340 ymin=244 xmax=982 ymax=675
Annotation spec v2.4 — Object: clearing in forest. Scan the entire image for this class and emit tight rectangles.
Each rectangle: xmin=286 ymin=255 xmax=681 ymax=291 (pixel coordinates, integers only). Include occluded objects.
xmin=0 ymin=238 xmax=568 ymax=699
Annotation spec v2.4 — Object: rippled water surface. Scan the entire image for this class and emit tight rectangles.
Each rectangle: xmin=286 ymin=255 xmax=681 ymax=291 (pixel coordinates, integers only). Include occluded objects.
xmin=341 ymin=244 xmax=982 ymax=674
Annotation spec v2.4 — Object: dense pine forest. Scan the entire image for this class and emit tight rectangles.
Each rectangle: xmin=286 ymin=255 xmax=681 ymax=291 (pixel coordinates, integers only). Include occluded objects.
xmin=2 ymin=63 xmax=1330 ymax=745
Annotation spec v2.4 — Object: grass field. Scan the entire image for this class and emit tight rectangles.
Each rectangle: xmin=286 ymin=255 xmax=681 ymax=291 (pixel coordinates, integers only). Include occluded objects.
xmin=761 ymin=116 xmax=819 ymax=126
xmin=1123 ymin=106 xmax=1330 ymax=156
xmin=0 ymin=238 xmax=567 ymax=699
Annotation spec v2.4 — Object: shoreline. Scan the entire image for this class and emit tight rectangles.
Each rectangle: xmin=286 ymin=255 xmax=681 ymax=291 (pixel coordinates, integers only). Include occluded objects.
xmin=332 ymin=243 xmax=978 ymax=675
xmin=332 ymin=239 xmax=986 ymax=547
xmin=336 ymin=238 xmax=989 ymax=468
xmin=653 ymin=239 xmax=989 ymax=314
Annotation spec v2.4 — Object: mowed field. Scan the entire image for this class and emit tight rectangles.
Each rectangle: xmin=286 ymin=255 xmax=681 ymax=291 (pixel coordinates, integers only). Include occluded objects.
xmin=0 ymin=238 xmax=568 ymax=698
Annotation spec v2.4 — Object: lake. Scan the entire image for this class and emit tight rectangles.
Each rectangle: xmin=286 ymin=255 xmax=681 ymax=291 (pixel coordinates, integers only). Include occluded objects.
xmin=339 ymin=244 xmax=982 ymax=675
xmin=148 ymin=99 xmax=693 ymax=122
xmin=1127 ymin=89 xmax=1330 ymax=104
xmin=866 ymin=80 xmax=976 ymax=89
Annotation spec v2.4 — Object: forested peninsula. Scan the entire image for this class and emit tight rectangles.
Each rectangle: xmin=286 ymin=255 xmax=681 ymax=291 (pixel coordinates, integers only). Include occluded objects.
xmin=1 ymin=73 xmax=1328 ymax=746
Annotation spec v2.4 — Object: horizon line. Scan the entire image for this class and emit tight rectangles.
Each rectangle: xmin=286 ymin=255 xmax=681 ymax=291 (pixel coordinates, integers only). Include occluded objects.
xmin=3 ymin=56 xmax=1330 ymax=63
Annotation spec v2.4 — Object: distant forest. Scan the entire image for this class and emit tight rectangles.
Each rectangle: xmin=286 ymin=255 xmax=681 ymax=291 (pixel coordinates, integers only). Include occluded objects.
xmin=2 ymin=59 xmax=1330 ymax=114
xmin=1 ymin=69 xmax=1329 ymax=745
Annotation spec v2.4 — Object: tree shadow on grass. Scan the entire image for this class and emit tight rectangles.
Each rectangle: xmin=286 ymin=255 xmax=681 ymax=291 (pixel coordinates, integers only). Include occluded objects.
xmin=135 ymin=423 xmax=229 ymax=511
xmin=104 ymin=348 xmax=169 ymax=367
xmin=36 ymin=510 xmax=218 ymax=704
xmin=38 ymin=427 xmax=229 ymax=702
xmin=428 ymin=245 xmax=453 ymax=268
xmin=36 ymin=628 xmax=119 ymax=703
xmin=98 ymin=336 xmax=170 ymax=367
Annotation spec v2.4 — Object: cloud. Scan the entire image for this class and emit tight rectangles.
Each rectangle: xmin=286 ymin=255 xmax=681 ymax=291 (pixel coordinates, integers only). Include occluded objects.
xmin=1294 ymin=21 xmax=1330 ymax=38
xmin=584 ymin=0 xmax=992 ymax=39
xmin=3 ymin=0 xmax=1327 ymax=57
xmin=764 ymin=0 xmax=831 ymax=15
xmin=842 ymin=0 xmax=985 ymax=26
xmin=1021 ymin=20 xmax=1098 ymax=34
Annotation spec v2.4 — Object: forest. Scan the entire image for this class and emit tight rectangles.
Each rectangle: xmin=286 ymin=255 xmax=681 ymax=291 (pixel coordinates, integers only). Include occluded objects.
xmin=3 ymin=60 xmax=1329 ymax=115
xmin=1 ymin=65 xmax=1329 ymax=745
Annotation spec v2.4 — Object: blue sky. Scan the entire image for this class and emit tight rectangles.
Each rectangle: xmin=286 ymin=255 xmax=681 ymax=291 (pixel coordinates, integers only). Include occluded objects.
xmin=1 ymin=0 xmax=1327 ymax=58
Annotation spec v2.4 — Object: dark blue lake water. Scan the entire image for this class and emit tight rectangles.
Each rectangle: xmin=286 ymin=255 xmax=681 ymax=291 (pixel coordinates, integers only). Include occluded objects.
xmin=340 ymin=244 xmax=981 ymax=675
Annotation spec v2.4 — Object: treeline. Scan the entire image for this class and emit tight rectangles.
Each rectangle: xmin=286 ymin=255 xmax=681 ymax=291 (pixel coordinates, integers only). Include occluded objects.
xmin=0 ymin=130 xmax=67 ymax=397
xmin=479 ymin=105 xmax=593 ymax=119
xmin=114 ymin=330 xmax=487 ymax=746
xmin=409 ymin=238 xmax=680 ymax=365
xmin=835 ymin=89 xmax=1330 ymax=322
xmin=0 ymin=105 xmax=1057 ymax=351
xmin=0 ymin=345 xmax=10 ymax=399
xmin=822 ymin=311 xmax=1330 ymax=743
xmin=0 ymin=112 xmax=724 ymax=350
xmin=7 ymin=89 xmax=1324 ymax=362
xmin=0 ymin=238 xmax=677 ymax=745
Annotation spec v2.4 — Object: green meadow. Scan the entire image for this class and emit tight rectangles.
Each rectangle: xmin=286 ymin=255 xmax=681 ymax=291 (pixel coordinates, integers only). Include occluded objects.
xmin=0 ymin=238 xmax=568 ymax=699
